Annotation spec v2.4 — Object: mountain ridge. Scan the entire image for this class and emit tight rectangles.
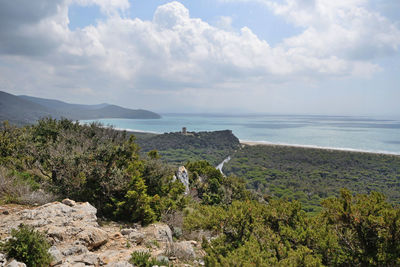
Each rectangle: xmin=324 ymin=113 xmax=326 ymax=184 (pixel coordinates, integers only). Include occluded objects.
xmin=0 ymin=91 xmax=161 ymax=125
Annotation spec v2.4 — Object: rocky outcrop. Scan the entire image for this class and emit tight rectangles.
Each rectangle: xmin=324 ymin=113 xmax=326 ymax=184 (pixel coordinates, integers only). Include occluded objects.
xmin=0 ymin=254 xmax=27 ymax=267
xmin=5 ymin=260 xmax=26 ymax=267
xmin=77 ymin=226 xmax=108 ymax=250
xmin=0 ymin=254 xmax=6 ymax=267
xmin=0 ymin=200 xmax=204 ymax=266
xmin=174 ymin=166 xmax=190 ymax=195
xmin=0 ymin=200 xmax=101 ymax=246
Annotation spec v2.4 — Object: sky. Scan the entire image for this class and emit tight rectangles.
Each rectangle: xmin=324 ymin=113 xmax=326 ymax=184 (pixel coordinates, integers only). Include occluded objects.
xmin=0 ymin=0 xmax=399 ymax=116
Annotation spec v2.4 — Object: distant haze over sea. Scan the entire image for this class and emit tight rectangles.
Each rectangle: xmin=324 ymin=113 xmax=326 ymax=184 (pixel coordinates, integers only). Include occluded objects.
xmin=81 ymin=114 xmax=400 ymax=155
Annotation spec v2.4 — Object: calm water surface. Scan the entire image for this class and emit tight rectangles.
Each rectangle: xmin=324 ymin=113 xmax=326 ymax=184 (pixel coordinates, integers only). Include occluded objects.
xmin=81 ymin=114 xmax=400 ymax=155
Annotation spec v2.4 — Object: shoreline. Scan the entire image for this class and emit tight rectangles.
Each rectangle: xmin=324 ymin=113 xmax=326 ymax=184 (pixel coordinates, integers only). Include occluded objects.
xmin=239 ymin=140 xmax=400 ymax=156
xmin=80 ymin=121 xmax=400 ymax=156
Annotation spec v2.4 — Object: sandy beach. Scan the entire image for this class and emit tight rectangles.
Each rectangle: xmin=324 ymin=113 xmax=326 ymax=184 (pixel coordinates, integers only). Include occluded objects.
xmin=239 ymin=140 xmax=400 ymax=156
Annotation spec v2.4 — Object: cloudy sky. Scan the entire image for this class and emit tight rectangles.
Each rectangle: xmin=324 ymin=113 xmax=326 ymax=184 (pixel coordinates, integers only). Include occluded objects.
xmin=0 ymin=0 xmax=399 ymax=116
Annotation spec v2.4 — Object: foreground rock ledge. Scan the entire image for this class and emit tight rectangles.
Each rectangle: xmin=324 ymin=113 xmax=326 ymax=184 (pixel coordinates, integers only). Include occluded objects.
xmin=0 ymin=200 xmax=203 ymax=267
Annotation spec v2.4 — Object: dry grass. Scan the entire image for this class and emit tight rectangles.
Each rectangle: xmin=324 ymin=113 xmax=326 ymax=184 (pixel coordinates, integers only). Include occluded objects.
xmin=0 ymin=167 xmax=56 ymax=205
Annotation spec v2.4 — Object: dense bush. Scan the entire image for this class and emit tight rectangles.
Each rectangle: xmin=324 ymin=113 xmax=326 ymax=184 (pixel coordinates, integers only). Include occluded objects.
xmin=184 ymin=190 xmax=400 ymax=266
xmin=185 ymin=161 xmax=251 ymax=206
xmin=320 ymin=189 xmax=400 ymax=265
xmin=1 ymin=224 xmax=52 ymax=267
xmin=0 ymin=118 xmax=186 ymax=224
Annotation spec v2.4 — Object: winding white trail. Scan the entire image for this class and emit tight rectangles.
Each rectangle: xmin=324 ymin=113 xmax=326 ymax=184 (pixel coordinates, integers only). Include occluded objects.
xmin=216 ymin=156 xmax=231 ymax=176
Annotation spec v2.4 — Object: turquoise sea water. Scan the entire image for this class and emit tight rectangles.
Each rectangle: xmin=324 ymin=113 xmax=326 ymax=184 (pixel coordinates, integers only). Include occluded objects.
xmin=81 ymin=114 xmax=400 ymax=155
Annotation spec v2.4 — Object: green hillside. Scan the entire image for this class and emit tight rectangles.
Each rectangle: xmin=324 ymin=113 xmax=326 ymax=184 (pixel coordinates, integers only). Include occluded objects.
xmin=134 ymin=130 xmax=240 ymax=166
xmin=0 ymin=91 xmax=61 ymax=125
xmin=0 ymin=91 xmax=160 ymax=125
xmin=224 ymin=144 xmax=400 ymax=214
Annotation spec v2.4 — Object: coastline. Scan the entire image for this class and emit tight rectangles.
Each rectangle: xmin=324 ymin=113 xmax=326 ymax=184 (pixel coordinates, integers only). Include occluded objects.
xmin=239 ymin=140 xmax=400 ymax=156
xmin=80 ymin=120 xmax=400 ymax=156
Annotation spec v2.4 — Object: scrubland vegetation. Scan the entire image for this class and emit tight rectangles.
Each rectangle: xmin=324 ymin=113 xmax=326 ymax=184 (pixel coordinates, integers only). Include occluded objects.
xmin=224 ymin=145 xmax=400 ymax=214
xmin=135 ymin=130 xmax=240 ymax=166
xmin=0 ymin=118 xmax=399 ymax=265
xmin=0 ymin=119 xmax=186 ymax=223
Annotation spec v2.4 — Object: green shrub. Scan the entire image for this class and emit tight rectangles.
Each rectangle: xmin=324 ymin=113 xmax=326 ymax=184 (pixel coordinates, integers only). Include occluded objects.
xmin=149 ymin=256 xmax=169 ymax=266
xmin=113 ymin=176 xmax=156 ymax=225
xmin=1 ymin=224 xmax=52 ymax=267
xmin=129 ymin=251 xmax=169 ymax=267
xmin=129 ymin=251 xmax=151 ymax=267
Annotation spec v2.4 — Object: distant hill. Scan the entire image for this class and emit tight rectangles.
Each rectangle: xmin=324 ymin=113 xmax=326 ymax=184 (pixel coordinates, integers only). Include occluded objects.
xmin=18 ymin=95 xmax=161 ymax=120
xmin=0 ymin=91 xmax=161 ymax=125
xmin=0 ymin=91 xmax=62 ymax=125
xmin=18 ymin=95 xmax=110 ymax=111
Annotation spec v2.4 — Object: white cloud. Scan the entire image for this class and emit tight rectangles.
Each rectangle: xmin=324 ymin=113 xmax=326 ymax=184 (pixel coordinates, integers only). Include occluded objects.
xmin=59 ymin=1 xmax=381 ymax=87
xmin=70 ymin=0 xmax=130 ymax=15
xmin=216 ymin=16 xmax=234 ymax=31
xmin=274 ymin=0 xmax=400 ymax=59
xmin=0 ymin=0 xmax=398 ymax=111
xmin=221 ymin=0 xmax=400 ymax=61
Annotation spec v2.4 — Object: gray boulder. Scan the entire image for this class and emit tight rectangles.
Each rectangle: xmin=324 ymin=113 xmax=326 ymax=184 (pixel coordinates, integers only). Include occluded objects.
xmin=48 ymin=246 xmax=63 ymax=265
xmin=149 ymin=223 xmax=172 ymax=244
xmin=0 ymin=253 xmax=6 ymax=266
xmin=120 ymin=228 xmax=135 ymax=236
xmin=67 ymin=252 xmax=101 ymax=266
xmin=174 ymin=166 xmax=190 ymax=195
xmin=5 ymin=260 xmax=26 ymax=267
xmin=62 ymin=245 xmax=89 ymax=256
xmin=61 ymin=199 xmax=76 ymax=207
xmin=77 ymin=226 xmax=108 ymax=250
xmin=173 ymin=241 xmax=196 ymax=260
xmin=127 ymin=230 xmax=145 ymax=245
xmin=104 ymin=262 xmax=133 ymax=267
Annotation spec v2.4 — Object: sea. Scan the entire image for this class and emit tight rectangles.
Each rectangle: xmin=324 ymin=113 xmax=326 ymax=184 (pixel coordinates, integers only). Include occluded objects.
xmin=80 ymin=114 xmax=400 ymax=155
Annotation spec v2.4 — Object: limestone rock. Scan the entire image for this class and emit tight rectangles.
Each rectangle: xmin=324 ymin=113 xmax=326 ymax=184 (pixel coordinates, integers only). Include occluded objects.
xmin=67 ymin=252 xmax=101 ymax=266
xmin=48 ymin=246 xmax=63 ymax=266
xmin=0 ymin=253 xmax=5 ymax=260
xmin=0 ymin=201 xmax=99 ymax=239
xmin=98 ymin=249 xmax=132 ymax=265
xmin=0 ymin=253 xmax=6 ymax=266
xmin=62 ymin=199 xmax=76 ymax=207
xmin=5 ymin=260 xmax=26 ymax=267
xmin=77 ymin=226 xmax=108 ymax=250
xmin=0 ymin=201 xmax=202 ymax=267
xmin=120 ymin=228 xmax=135 ymax=236
xmin=127 ymin=230 xmax=145 ymax=244
xmin=175 ymin=166 xmax=190 ymax=195
xmin=173 ymin=241 xmax=196 ymax=260
xmin=144 ymin=223 xmax=172 ymax=244
xmin=47 ymin=226 xmax=66 ymax=243
xmin=62 ymin=245 xmax=89 ymax=256
xmin=104 ymin=262 xmax=133 ymax=267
